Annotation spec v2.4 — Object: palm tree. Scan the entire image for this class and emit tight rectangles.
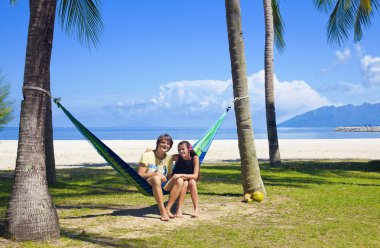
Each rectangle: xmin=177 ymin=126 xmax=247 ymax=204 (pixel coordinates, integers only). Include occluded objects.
xmin=5 ymin=0 xmax=102 ymax=241
xmin=225 ymin=0 xmax=266 ymax=195
xmin=0 ymin=73 xmax=13 ymax=129
xmin=263 ymin=0 xmax=285 ymax=167
xmin=313 ymin=0 xmax=379 ymax=45
xmin=48 ymin=0 xmax=103 ymax=184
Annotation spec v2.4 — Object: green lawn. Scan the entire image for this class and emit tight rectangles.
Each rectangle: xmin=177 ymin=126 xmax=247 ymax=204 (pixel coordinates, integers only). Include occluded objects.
xmin=1 ymin=160 xmax=379 ymax=247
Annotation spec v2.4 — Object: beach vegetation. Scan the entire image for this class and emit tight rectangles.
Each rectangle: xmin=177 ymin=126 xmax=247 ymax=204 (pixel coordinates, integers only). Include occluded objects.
xmin=225 ymin=0 xmax=266 ymax=195
xmin=5 ymin=0 xmax=103 ymax=241
xmin=1 ymin=160 xmax=379 ymax=247
xmin=0 ymin=74 xmax=13 ymax=130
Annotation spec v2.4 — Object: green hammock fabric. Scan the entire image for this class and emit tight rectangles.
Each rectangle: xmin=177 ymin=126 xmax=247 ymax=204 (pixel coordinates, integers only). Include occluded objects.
xmin=193 ymin=107 xmax=231 ymax=164
xmin=54 ymin=99 xmax=230 ymax=196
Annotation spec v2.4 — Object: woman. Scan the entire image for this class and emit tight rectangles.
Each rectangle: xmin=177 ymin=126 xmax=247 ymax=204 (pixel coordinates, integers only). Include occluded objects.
xmin=167 ymin=141 xmax=200 ymax=218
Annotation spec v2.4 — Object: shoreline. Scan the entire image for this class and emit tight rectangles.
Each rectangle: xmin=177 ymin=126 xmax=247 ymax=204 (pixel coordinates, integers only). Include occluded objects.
xmin=335 ymin=126 xmax=380 ymax=132
xmin=1 ymin=139 xmax=380 ymax=170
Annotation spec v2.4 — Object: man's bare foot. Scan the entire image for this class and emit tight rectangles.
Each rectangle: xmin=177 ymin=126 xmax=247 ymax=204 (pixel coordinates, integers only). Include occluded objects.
xmin=166 ymin=210 xmax=175 ymax=219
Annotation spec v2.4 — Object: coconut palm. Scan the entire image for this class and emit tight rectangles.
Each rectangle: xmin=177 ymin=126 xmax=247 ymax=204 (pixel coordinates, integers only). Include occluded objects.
xmin=225 ymin=0 xmax=266 ymax=195
xmin=313 ymin=0 xmax=379 ymax=45
xmin=0 ymin=73 xmax=13 ymax=129
xmin=263 ymin=0 xmax=285 ymax=167
xmin=5 ymin=0 xmax=102 ymax=241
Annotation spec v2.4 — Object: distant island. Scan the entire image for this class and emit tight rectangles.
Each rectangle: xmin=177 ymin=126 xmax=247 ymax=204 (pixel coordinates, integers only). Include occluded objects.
xmin=278 ymin=102 xmax=380 ymax=128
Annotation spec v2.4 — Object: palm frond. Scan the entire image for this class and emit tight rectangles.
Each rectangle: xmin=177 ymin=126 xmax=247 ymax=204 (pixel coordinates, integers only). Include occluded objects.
xmin=313 ymin=0 xmax=335 ymax=12
xmin=372 ymin=0 xmax=380 ymax=10
xmin=326 ymin=0 xmax=356 ymax=46
xmin=272 ymin=0 xmax=286 ymax=53
xmin=316 ymin=0 xmax=379 ymax=45
xmin=0 ymin=76 xmax=13 ymax=128
xmin=58 ymin=0 xmax=104 ymax=48
xmin=360 ymin=0 xmax=372 ymax=11
xmin=353 ymin=0 xmax=372 ymax=41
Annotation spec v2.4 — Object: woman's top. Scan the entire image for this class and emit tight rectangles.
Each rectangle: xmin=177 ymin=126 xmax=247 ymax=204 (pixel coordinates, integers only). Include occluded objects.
xmin=173 ymin=156 xmax=194 ymax=175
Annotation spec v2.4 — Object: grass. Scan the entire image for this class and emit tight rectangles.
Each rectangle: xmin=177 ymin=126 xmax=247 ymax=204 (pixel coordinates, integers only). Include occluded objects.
xmin=0 ymin=160 xmax=379 ymax=247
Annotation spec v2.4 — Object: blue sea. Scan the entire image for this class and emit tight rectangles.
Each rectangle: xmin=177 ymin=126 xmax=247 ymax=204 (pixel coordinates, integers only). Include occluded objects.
xmin=1 ymin=127 xmax=380 ymax=140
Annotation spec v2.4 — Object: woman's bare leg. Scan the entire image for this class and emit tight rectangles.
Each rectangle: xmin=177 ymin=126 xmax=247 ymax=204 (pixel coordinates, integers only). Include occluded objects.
xmin=175 ymin=180 xmax=189 ymax=218
xmin=188 ymin=179 xmax=199 ymax=217
xmin=147 ymin=176 xmax=169 ymax=221
xmin=165 ymin=178 xmax=184 ymax=218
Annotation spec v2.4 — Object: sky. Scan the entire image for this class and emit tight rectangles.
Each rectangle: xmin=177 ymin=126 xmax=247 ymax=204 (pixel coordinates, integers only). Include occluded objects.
xmin=1 ymin=1 xmax=379 ymax=129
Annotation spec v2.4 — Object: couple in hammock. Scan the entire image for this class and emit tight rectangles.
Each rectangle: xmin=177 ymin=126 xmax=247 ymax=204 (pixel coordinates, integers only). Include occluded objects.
xmin=137 ymin=134 xmax=200 ymax=221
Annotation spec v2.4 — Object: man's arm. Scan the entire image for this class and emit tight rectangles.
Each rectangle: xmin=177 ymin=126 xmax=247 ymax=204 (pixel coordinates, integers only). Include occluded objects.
xmin=137 ymin=163 xmax=166 ymax=181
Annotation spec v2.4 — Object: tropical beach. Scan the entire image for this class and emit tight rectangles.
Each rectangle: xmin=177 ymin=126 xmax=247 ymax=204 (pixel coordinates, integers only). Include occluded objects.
xmin=1 ymin=0 xmax=380 ymax=247
xmin=1 ymin=139 xmax=380 ymax=170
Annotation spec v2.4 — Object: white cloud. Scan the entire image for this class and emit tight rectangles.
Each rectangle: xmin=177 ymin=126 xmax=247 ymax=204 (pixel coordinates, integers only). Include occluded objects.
xmin=319 ymin=81 xmax=364 ymax=93
xmin=321 ymin=47 xmax=352 ymax=76
xmin=49 ymin=71 xmax=334 ymax=127
xmin=245 ymin=71 xmax=331 ymax=122
xmin=354 ymin=44 xmax=364 ymax=58
xmin=335 ymin=48 xmax=351 ymax=64
xmin=153 ymin=79 xmax=232 ymax=112
xmin=321 ymin=67 xmax=332 ymax=75
xmin=95 ymin=70 xmax=331 ymax=127
xmin=361 ymin=55 xmax=380 ymax=87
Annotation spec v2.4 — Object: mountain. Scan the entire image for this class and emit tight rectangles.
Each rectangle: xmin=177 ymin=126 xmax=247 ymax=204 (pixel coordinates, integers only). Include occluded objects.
xmin=278 ymin=102 xmax=380 ymax=127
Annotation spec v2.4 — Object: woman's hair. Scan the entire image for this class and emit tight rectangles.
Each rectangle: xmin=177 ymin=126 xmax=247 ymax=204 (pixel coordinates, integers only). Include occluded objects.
xmin=178 ymin=140 xmax=197 ymax=157
xmin=156 ymin=134 xmax=173 ymax=150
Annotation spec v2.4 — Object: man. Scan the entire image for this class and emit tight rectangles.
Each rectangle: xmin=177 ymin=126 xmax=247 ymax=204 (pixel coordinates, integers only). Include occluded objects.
xmin=137 ymin=134 xmax=183 ymax=221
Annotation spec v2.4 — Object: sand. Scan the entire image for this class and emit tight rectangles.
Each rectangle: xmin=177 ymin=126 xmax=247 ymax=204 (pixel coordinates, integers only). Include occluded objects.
xmin=1 ymin=139 xmax=380 ymax=170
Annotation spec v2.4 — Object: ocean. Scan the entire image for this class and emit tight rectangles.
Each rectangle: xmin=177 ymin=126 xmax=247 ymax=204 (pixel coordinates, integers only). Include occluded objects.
xmin=1 ymin=126 xmax=380 ymax=140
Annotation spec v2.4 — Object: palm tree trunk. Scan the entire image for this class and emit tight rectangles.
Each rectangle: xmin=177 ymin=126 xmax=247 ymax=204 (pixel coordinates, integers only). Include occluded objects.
xmin=225 ymin=0 xmax=266 ymax=195
xmin=46 ymin=100 xmax=57 ymax=185
xmin=5 ymin=0 xmax=60 ymax=241
xmin=264 ymin=0 xmax=281 ymax=167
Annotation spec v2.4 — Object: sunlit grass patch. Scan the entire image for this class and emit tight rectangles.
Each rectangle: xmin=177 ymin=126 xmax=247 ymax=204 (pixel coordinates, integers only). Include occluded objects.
xmin=0 ymin=160 xmax=379 ymax=247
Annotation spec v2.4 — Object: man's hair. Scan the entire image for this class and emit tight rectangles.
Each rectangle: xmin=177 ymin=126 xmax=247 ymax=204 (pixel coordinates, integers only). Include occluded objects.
xmin=156 ymin=134 xmax=173 ymax=150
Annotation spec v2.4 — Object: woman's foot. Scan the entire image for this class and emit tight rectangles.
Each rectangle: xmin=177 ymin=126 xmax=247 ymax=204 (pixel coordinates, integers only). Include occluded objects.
xmin=160 ymin=213 xmax=170 ymax=221
xmin=175 ymin=211 xmax=184 ymax=218
xmin=191 ymin=208 xmax=199 ymax=218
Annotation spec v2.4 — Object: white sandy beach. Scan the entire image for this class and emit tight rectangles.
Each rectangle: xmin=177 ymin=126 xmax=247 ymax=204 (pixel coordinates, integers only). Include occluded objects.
xmin=1 ymin=139 xmax=380 ymax=170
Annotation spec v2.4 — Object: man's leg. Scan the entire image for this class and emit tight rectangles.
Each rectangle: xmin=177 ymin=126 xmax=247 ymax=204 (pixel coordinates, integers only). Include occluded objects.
xmin=147 ymin=175 xmax=169 ymax=221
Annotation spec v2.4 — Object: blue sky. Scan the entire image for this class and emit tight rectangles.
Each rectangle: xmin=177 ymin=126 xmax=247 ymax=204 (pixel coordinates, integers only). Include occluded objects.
xmin=1 ymin=1 xmax=379 ymax=129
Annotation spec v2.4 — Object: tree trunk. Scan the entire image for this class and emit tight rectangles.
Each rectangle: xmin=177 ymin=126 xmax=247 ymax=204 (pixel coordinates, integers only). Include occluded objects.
xmin=5 ymin=0 xmax=60 ymax=241
xmin=264 ymin=0 xmax=281 ymax=167
xmin=225 ymin=0 xmax=266 ymax=195
xmin=46 ymin=100 xmax=56 ymax=185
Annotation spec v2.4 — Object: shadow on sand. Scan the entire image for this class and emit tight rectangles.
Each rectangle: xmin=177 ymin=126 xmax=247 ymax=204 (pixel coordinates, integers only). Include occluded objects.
xmin=57 ymin=201 xmax=179 ymax=220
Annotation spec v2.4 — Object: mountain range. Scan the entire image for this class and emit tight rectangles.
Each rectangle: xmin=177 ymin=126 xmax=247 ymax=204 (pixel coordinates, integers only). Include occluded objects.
xmin=278 ymin=102 xmax=380 ymax=127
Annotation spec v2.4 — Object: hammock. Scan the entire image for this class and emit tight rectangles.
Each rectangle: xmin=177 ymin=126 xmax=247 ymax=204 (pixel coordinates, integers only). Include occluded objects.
xmin=54 ymin=99 xmax=230 ymax=196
